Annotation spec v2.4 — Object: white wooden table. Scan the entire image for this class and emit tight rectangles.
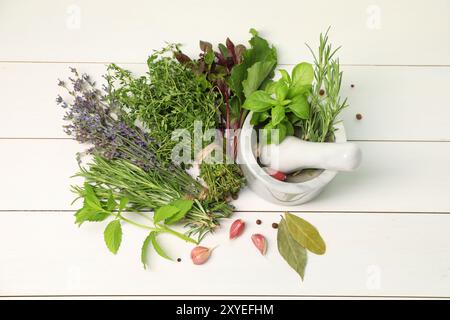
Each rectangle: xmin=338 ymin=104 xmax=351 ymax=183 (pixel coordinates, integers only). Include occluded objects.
xmin=1 ymin=0 xmax=449 ymax=299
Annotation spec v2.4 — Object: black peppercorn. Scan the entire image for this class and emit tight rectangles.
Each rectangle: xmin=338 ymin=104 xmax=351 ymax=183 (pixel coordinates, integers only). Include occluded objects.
xmin=272 ymin=223 xmax=279 ymax=229
xmin=356 ymin=113 xmax=362 ymax=120
xmin=256 ymin=219 xmax=262 ymax=225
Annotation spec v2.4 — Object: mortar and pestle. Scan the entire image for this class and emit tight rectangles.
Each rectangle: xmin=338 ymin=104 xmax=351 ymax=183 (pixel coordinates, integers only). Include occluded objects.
xmin=237 ymin=112 xmax=362 ymax=205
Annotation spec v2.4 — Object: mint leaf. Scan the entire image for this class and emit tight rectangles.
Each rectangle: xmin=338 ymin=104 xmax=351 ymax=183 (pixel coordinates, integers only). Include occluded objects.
xmin=153 ymin=205 xmax=180 ymax=224
xmin=242 ymin=91 xmax=277 ymax=112
xmin=83 ymin=183 xmax=102 ymax=210
xmin=271 ymin=105 xmax=285 ymax=126
xmin=106 ymin=191 xmax=117 ymax=212
xmin=141 ymin=233 xmax=153 ymax=269
xmin=288 ymin=95 xmax=310 ymax=119
xmin=104 ymin=220 xmax=122 ymax=254
xmin=150 ymin=232 xmax=172 ymax=260
xmin=165 ymin=199 xmax=193 ymax=225
xmin=75 ymin=206 xmax=109 ymax=225
xmin=118 ymin=197 xmax=129 ymax=214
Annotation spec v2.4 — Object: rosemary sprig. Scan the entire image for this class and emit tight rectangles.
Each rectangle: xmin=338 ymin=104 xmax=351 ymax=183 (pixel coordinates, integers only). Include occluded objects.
xmin=303 ymin=29 xmax=349 ymax=142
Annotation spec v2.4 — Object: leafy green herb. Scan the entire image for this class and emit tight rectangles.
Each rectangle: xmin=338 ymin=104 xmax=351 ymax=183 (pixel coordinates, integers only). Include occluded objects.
xmin=154 ymin=205 xmax=180 ymax=224
xmin=277 ymin=218 xmax=308 ymax=280
xmin=104 ymin=220 xmax=122 ymax=254
xmin=242 ymin=61 xmax=313 ymax=144
xmin=150 ymin=232 xmax=172 ymax=261
xmin=165 ymin=199 xmax=194 ymax=225
xmin=141 ymin=233 xmax=152 ymax=269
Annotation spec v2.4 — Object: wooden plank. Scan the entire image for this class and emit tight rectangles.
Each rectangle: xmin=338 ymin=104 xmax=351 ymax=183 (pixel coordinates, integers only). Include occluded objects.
xmin=0 ymin=139 xmax=449 ymax=213
xmin=1 ymin=63 xmax=450 ymax=141
xmin=0 ymin=0 xmax=449 ymax=65
xmin=0 ymin=211 xmax=449 ymax=297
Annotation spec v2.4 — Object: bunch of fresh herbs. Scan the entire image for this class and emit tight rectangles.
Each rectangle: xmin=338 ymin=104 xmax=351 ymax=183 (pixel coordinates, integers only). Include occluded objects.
xmin=58 ymin=69 xmax=233 ymax=266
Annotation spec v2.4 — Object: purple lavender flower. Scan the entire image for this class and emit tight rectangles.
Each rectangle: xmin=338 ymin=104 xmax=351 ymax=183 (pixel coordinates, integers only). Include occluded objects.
xmin=58 ymin=67 xmax=158 ymax=170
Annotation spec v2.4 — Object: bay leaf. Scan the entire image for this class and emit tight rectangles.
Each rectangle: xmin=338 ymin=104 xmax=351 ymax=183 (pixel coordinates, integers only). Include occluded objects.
xmin=277 ymin=218 xmax=308 ymax=280
xmin=285 ymin=212 xmax=326 ymax=255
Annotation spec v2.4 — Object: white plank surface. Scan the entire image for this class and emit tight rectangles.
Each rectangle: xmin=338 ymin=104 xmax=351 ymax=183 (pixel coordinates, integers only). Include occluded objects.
xmin=1 ymin=0 xmax=450 ymax=65
xmin=1 ymin=0 xmax=449 ymax=299
xmin=1 ymin=211 xmax=449 ymax=297
xmin=1 ymin=63 xmax=450 ymax=141
xmin=0 ymin=139 xmax=449 ymax=213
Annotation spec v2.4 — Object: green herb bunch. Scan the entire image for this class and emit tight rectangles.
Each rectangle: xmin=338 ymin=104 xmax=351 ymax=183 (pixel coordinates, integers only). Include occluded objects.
xmin=242 ymin=29 xmax=347 ymax=144
xmin=105 ymin=46 xmax=245 ymax=202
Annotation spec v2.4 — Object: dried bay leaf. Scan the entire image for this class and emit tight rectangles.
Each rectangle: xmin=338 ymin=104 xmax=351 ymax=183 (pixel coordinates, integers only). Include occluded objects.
xmin=277 ymin=218 xmax=308 ymax=280
xmin=285 ymin=212 xmax=326 ymax=255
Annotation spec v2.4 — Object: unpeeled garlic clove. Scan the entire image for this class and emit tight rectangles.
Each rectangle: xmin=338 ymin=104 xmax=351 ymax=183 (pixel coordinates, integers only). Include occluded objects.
xmin=263 ymin=167 xmax=287 ymax=181
xmin=190 ymin=246 xmax=213 ymax=265
xmin=229 ymin=219 xmax=245 ymax=239
xmin=251 ymin=234 xmax=267 ymax=255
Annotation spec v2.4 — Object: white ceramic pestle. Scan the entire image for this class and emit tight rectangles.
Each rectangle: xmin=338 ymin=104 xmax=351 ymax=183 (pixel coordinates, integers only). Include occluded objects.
xmin=259 ymin=136 xmax=362 ymax=173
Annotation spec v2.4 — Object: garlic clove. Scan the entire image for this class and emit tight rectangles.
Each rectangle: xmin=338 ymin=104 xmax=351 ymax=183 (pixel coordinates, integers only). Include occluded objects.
xmin=229 ymin=219 xmax=245 ymax=239
xmin=263 ymin=167 xmax=287 ymax=181
xmin=251 ymin=234 xmax=267 ymax=255
xmin=190 ymin=246 xmax=213 ymax=265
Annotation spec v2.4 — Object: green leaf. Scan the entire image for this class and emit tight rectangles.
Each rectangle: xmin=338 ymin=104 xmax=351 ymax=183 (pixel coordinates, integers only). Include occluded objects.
xmin=288 ymin=95 xmax=310 ymax=119
xmin=165 ymin=199 xmax=193 ymax=225
xmin=153 ymin=205 xmax=180 ymax=224
xmin=274 ymin=122 xmax=287 ymax=144
xmin=218 ymin=43 xmax=229 ymax=58
xmin=271 ymin=105 xmax=285 ymax=126
xmin=288 ymin=84 xmax=312 ymax=99
xmin=229 ymin=30 xmax=277 ymax=102
xmin=83 ymin=183 xmax=102 ymax=210
xmin=242 ymin=59 xmax=277 ymax=98
xmin=250 ymin=112 xmax=262 ymax=126
xmin=285 ymin=213 xmax=326 ymax=255
xmin=104 ymin=220 xmax=122 ymax=254
xmin=118 ymin=197 xmax=129 ymax=214
xmin=204 ymin=50 xmax=215 ymax=65
xmin=150 ymin=232 xmax=172 ymax=260
xmin=141 ymin=233 xmax=152 ymax=269
xmin=291 ymin=62 xmax=313 ymax=87
xmin=279 ymin=69 xmax=291 ymax=84
xmin=106 ymin=191 xmax=117 ymax=212
xmin=275 ymin=80 xmax=289 ymax=101
xmin=277 ymin=218 xmax=308 ymax=280
xmin=242 ymin=91 xmax=277 ymax=112
xmin=283 ymin=119 xmax=295 ymax=136
xmin=75 ymin=206 xmax=109 ymax=225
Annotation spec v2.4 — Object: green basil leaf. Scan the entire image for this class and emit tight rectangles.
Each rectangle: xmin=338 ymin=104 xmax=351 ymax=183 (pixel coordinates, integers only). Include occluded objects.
xmin=288 ymin=84 xmax=312 ymax=99
xmin=150 ymin=232 xmax=172 ymax=260
xmin=274 ymin=122 xmax=287 ymax=144
xmin=279 ymin=69 xmax=291 ymax=84
xmin=165 ymin=199 xmax=193 ymax=225
xmin=291 ymin=62 xmax=314 ymax=87
xmin=285 ymin=213 xmax=326 ymax=255
xmin=275 ymin=80 xmax=289 ymax=101
xmin=288 ymin=95 xmax=310 ymax=119
xmin=271 ymin=105 xmax=285 ymax=126
xmin=250 ymin=112 xmax=262 ymax=126
xmin=283 ymin=119 xmax=295 ymax=136
xmin=104 ymin=220 xmax=122 ymax=254
xmin=242 ymin=90 xmax=277 ymax=112
xmin=277 ymin=218 xmax=308 ymax=280
xmin=153 ymin=205 xmax=180 ymax=224
xmin=141 ymin=233 xmax=152 ymax=269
